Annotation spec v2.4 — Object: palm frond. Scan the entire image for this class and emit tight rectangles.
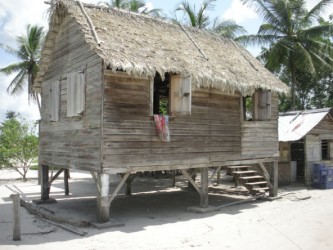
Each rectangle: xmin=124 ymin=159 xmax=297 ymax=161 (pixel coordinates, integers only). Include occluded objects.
xmin=212 ymin=19 xmax=247 ymax=39
xmin=0 ymin=62 xmax=28 ymax=75
xmin=6 ymin=69 xmax=27 ymax=95
xmin=304 ymin=0 xmax=333 ymax=23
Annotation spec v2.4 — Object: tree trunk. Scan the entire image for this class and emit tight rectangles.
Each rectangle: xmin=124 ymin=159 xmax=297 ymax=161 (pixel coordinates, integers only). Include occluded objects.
xmin=290 ymin=57 xmax=297 ymax=111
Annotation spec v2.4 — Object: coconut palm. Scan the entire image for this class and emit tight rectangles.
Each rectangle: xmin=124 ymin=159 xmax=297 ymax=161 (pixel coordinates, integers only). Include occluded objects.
xmin=104 ymin=0 xmax=162 ymax=16
xmin=0 ymin=25 xmax=45 ymax=112
xmin=239 ymin=0 xmax=333 ymax=110
xmin=175 ymin=0 xmax=216 ymax=29
xmin=175 ymin=0 xmax=247 ymax=40
xmin=212 ymin=18 xmax=247 ymax=39
xmin=105 ymin=0 xmax=128 ymax=9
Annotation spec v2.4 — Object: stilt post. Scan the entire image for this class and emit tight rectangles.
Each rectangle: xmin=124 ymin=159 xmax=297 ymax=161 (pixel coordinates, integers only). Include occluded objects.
xmin=97 ymin=173 xmax=110 ymax=223
xmin=200 ymin=167 xmax=209 ymax=208
xmin=10 ymin=194 xmax=21 ymax=241
xmin=270 ymin=161 xmax=278 ymax=197
xmin=41 ymin=165 xmax=50 ymax=200
xmin=64 ymin=169 xmax=70 ymax=196
xmin=126 ymin=174 xmax=132 ymax=196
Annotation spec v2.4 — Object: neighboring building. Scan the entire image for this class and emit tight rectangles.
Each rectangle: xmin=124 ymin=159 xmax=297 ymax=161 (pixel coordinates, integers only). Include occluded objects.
xmin=278 ymin=108 xmax=333 ymax=185
xmin=35 ymin=0 xmax=288 ymax=222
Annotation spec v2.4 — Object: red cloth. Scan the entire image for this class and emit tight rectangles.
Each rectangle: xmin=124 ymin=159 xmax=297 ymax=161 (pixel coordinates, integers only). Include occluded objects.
xmin=154 ymin=115 xmax=170 ymax=142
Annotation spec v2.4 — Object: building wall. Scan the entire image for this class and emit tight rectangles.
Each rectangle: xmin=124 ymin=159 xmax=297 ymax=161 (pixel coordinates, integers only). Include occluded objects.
xmin=101 ymin=73 xmax=242 ymax=173
xmin=39 ymin=15 xmax=104 ymax=172
xmin=305 ymin=115 xmax=333 ymax=184
xmin=241 ymin=94 xmax=279 ymax=158
xmin=101 ymin=73 xmax=280 ymax=174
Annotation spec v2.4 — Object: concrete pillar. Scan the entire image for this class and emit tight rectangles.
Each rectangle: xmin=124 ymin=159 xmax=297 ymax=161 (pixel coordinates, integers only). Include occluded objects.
xmin=96 ymin=173 xmax=110 ymax=223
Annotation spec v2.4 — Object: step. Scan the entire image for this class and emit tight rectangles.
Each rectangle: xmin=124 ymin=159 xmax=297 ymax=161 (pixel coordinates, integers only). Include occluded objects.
xmin=228 ymin=165 xmax=252 ymax=170
xmin=251 ymin=187 xmax=269 ymax=193
xmin=232 ymin=170 xmax=257 ymax=175
xmin=245 ymin=181 xmax=268 ymax=186
xmin=238 ymin=175 xmax=264 ymax=181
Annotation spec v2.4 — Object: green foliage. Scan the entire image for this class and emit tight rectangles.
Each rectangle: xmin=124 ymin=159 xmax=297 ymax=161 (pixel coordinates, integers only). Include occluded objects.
xmin=0 ymin=25 xmax=45 ymax=106
xmin=0 ymin=115 xmax=38 ymax=181
xmin=239 ymin=0 xmax=333 ymax=110
xmin=159 ymin=99 xmax=168 ymax=115
xmin=105 ymin=0 xmax=162 ymax=16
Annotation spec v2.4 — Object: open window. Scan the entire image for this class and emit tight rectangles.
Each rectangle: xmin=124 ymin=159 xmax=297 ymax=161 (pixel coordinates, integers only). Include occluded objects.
xmin=322 ymin=140 xmax=330 ymax=160
xmin=243 ymin=89 xmax=271 ymax=121
xmin=67 ymin=71 xmax=85 ymax=117
xmin=49 ymin=81 xmax=61 ymax=122
xmin=152 ymin=73 xmax=191 ymax=116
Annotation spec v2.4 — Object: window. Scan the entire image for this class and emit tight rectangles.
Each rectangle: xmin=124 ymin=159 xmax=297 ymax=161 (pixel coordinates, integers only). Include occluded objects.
xmin=243 ymin=89 xmax=271 ymax=121
xmin=153 ymin=73 xmax=191 ymax=116
xmin=322 ymin=140 xmax=330 ymax=160
xmin=67 ymin=72 xmax=85 ymax=117
xmin=49 ymin=81 xmax=61 ymax=121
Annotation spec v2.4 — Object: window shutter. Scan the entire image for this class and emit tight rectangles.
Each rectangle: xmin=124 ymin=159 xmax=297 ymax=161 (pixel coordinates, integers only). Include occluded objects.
xmin=50 ymin=81 xmax=60 ymax=121
xmin=254 ymin=89 xmax=271 ymax=121
xmin=67 ymin=72 xmax=85 ymax=117
xmin=170 ymin=74 xmax=192 ymax=116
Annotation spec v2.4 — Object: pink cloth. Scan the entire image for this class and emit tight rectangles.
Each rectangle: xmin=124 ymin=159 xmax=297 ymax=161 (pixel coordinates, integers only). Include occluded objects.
xmin=154 ymin=115 xmax=170 ymax=142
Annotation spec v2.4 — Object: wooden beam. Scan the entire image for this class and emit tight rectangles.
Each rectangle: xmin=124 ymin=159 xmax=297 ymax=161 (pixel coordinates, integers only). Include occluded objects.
xmin=172 ymin=170 xmax=176 ymax=187
xmin=109 ymin=172 xmax=130 ymax=205
xmin=270 ymin=161 xmax=278 ymax=197
xmin=41 ymin=165 xmax=50 ymax=200
xmin=208 ymin=166 xmax=221 ymax=184
xmin=64 ymin=169 xmax=69 ymax=196
xmin=90 ymin=171 xmax=100 ymax=194
xmin=216 ymin=167 xmax=222 ymax=185
xmin=126 ymin=174 xmax=136 ymax=195
xmin=48 ymin=169 xmax=64 ymax=186
xmin=10 ymin=194 xmax=21 ymax=241
xmin=182 ymin=169 xmax=201 ymax=194
xmin=200 ymin=168 xmax=209 ymax=208
xmin=258 ymin=162 xmax=274 ymax=190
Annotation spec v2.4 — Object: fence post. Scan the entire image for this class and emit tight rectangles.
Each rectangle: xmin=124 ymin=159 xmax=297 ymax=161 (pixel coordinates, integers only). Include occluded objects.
xmin=10 ymin=194 xmax=21 ymax=241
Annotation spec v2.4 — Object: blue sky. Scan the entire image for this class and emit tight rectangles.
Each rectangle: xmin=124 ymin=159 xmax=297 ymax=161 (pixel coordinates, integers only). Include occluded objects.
xmin=0 ymin=0 xmax=329 ymax=122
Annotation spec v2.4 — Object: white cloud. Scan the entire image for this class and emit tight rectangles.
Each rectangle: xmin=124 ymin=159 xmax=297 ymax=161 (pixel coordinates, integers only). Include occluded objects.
xmin=0 ymin=75 xmax=40 ymax=122
xmin=221 ymin=0 xmax=257 ymax=24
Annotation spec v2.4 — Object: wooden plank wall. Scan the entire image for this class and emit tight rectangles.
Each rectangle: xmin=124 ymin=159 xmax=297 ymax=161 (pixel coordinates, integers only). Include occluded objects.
xmin=39 ymin=15 xmax=103 ymax=172
xmin=305 ymin=115 xmax=333 ymax=184
xmin=102 ymin=74 xmax=242 ymax=173
xmin=241 ymin=94 xmax=279 ymax=158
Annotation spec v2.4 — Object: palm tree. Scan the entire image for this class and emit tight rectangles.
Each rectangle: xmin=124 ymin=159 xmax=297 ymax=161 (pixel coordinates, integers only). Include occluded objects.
xmin=0 ymin=25 xmax=45 ymax=112
xmin=104 ymin=0 xmax=162 ymax=16
xmin=104 ymin=0 xmax=128 ymax=9
xmin=212 ymin=18 xmax=247 ymax=39
xmin=175 ymin=0 xmax=247 ymax=40
xmin=175 ymin=0 xmax=216 ymax=29
xmin=239 ymin=0 xmax=333 ymax=110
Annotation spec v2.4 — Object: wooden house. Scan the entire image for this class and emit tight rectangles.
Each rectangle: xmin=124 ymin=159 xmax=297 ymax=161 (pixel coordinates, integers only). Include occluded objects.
xmin=278 ymin=108 xmax=333 ymax=185
xmin=35 ymin=0 xmax=289 ymax=222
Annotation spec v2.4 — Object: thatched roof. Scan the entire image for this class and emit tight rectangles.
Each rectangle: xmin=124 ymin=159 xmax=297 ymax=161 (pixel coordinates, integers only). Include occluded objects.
xmin=36 ymin=0 xmax=289 ymax=95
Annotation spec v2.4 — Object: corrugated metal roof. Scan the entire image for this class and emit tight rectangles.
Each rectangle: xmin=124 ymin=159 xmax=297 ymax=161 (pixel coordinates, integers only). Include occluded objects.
xmin=279 ymin=108 xmax=332 ymax=142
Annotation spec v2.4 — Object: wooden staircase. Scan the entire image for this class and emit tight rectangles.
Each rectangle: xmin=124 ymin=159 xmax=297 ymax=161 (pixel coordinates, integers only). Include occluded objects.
xmin=227 ymin=165 xmax=269 ymax=194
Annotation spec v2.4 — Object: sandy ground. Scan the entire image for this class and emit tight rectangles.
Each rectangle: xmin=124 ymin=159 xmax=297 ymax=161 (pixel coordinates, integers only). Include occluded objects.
xmin=1 ymin=169 xmax=333 ymax=250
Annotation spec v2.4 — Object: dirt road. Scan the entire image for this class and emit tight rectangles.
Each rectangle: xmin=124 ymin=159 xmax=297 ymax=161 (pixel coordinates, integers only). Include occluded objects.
xmin=0 ymin=169 xmax=332 ymax=250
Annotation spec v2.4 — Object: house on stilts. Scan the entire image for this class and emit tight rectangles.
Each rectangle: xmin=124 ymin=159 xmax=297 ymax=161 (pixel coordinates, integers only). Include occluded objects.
xmin=35 ymin=0 xmax=289 ymax=222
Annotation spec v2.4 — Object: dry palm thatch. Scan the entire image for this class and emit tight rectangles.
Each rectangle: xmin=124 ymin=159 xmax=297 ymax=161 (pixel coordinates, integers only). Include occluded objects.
xmin=36 ymin=0 xmax=289 ymax=96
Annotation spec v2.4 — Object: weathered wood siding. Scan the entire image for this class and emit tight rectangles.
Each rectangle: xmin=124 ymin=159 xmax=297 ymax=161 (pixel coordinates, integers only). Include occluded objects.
xmin=102 ymin=74 xmax=242 ymax=173
xmin=305 ymin=115 xmax=333 ymax=184
xmin=39 ymin=15 xmax=103 ymax=172
xmin=278 ymin=142 xmax=292 ymax=186
xmin=241 ymin=94 xmax=279 ymax=158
